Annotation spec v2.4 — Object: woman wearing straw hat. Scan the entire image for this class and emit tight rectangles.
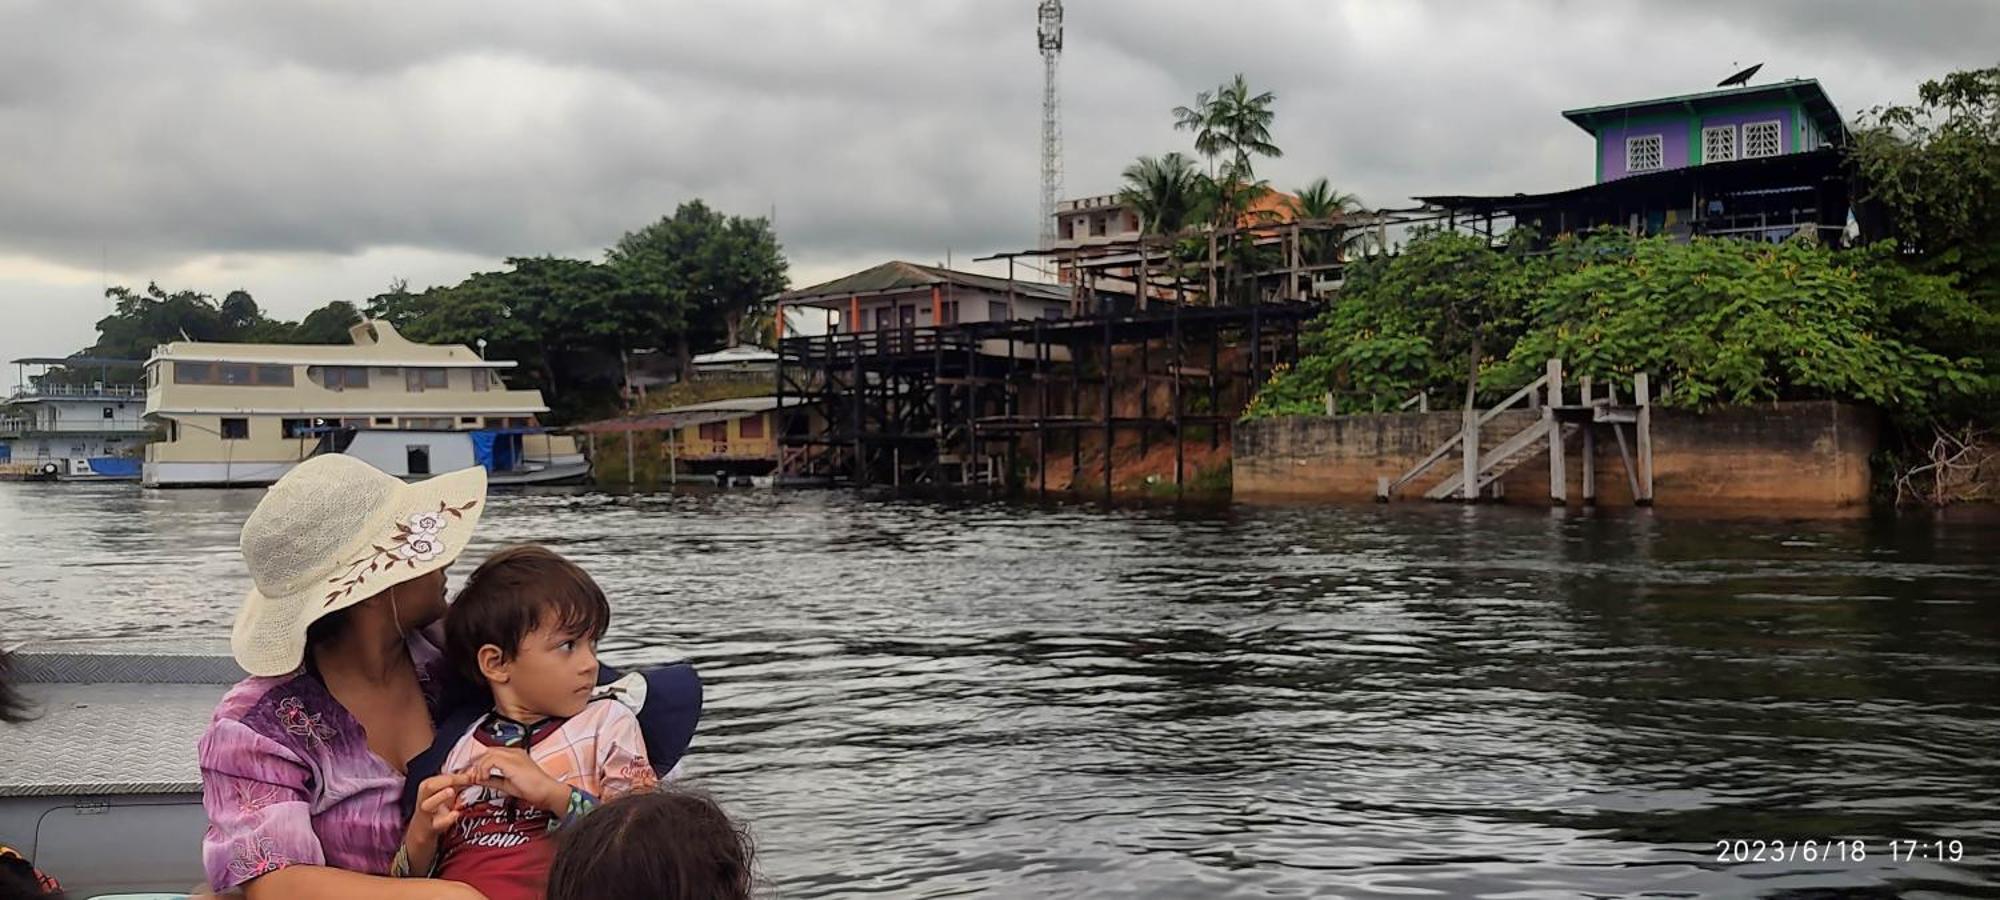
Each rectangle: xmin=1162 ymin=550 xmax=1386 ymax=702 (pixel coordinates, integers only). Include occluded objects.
xmin=197 ymin=455 xmax=491 ymax=899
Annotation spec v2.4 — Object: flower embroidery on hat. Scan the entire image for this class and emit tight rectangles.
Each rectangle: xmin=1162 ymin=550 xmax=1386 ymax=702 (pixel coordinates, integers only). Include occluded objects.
xmin=322 ymin=498 xmax=479 ymax=606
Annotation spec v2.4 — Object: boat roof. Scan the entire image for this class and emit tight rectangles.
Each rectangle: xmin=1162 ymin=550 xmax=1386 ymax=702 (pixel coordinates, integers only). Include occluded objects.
xmin=0 ymin=639 xmax=238 ymax=798
xmin=9 ymin=357 xmax=147 ymax=367
xmin=691 ymin=345 xmax=778 ymax=366
xmin=150 ymin=319 xmax=518 ymax=369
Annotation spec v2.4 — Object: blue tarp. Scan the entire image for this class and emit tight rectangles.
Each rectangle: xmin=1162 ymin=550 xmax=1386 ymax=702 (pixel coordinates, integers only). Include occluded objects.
xmin=87 ymin=457 xmax=141 ymax=478
xmin=469 ymin=430 xmax=520 ymax=473
xmin=470 ymin=430 xmax=496 ymax=471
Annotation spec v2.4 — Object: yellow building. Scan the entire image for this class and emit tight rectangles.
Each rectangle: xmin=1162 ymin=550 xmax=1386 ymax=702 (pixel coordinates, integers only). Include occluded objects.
xmin=143 ymin=320 xmax=584 ymax=486
xmin=578 ymin=396 xmax=800 ymax=484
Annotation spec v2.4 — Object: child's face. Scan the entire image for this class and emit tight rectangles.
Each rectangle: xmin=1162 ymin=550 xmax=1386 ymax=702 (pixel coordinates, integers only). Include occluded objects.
xmin=491 ymin=623 xmax=600 ymax=720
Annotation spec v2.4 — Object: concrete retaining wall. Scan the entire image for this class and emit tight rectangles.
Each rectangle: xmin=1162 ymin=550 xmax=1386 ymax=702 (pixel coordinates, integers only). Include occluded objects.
xmin=1235 ymin=400 xmax=1878 ymax=511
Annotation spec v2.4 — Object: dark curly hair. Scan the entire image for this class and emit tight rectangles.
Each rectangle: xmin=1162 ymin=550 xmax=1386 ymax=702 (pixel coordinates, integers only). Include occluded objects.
xmin=548 ymin=787 xmax=755 ymax=900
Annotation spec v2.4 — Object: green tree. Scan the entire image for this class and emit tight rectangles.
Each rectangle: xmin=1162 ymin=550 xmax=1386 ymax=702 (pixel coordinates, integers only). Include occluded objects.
xmin=1850 ymin=65 xmax=2000 ymax=310
xmin=1117 ymin=152 xmax=1207 ymax=236
xmin=1247 ymin=229 xmax=1539 ymax=416
xmin=1288 ymin=178 xmax=1367 ymax=264
xmin=607 ymin=200 xmax=789 ymax=370
xmin=289 ymin=301 xmax=364 ymax=344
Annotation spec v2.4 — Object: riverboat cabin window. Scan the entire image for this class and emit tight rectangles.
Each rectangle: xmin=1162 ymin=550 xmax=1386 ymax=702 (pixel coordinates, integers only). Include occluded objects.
xmin=406 ymin=368 xmax=449 ymax=392
xmin=282 ymin=418 xmax=313 ymax=438
xmin=738 ymin=415 xmax=765 ymax=439
xmin=400 ymin=416 xmax=454 ymax=430
xmin=178 ymin=361 xmax=290 ymax=385
xmin=1626 ymin=134 xmax=1663 ymax=173
xmin=220 ymin=418 xmax=249 ymax=440
xmin=460 ymin=416 xmax=479 ymax=425
xmin=1702 ymin=125 xmax=1737 ymax=163
xmin=1742 ymin=120 xmax=1782 ymax=158
xmin=311 ymin=366 xmax=369 ymax=391
xmin=406 ymin=445 xmax=431 ymax=476
xmin=373 ymin=416 xmax=395 ymax=426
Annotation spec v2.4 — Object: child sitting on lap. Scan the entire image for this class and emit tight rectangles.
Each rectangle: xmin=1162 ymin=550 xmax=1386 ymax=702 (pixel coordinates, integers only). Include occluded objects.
xmin=394 ymin=545 xmax=658 ymax=900
xmin=547 ymin=788 xmax=755 ymax=900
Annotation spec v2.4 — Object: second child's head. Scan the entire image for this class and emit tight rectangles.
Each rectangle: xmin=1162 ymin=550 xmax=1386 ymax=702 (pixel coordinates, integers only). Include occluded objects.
xmin=446 ymin=544 xmax=610 ymax=721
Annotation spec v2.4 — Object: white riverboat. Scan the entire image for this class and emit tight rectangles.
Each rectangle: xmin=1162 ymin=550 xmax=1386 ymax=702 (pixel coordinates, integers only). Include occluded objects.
xmin=0 ymin=358 xmax=151 ymax=482
xmin=141 ymin=320 xmax=588 ymax=487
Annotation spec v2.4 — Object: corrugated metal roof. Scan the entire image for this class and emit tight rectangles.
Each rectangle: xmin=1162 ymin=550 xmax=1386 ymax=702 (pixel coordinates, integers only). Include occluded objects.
xmin=1561 ymin=78 xmax=1846 ymax=141
xmin=572 ymin=396 xmax=804 ymax=433
xmin=778 ymin=261 xmax=1070 ymax=307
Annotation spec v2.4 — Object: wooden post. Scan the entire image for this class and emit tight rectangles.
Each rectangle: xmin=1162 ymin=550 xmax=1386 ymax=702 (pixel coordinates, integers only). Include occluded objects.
xmin=1136 ymin=242 xmax=1150 ymax=312
xmin=1173 ymin=283 xmax=1185 ymax=497
xmin=1581 ymin=423 xmax=1596 ymax=505
xmin=668 ymin=438 xmax=677 ymax=485
xmin=1206 ymin=228 xmax=1219 ymax=305
xmin=1546 ymin=358 xmax=1565 ymax=506
xmin=1459 ymin=343 xmax=1480 ymax=502
xmin=1102 ymin=309 xmax=1114 ymax=500
xmin=1376 ymin=475 xmax=1390 ymax=502
xmin=624 ymin=430 xmax=635 ymax=488
xmin=1635 ymin=372 xmax=1654 ymax=505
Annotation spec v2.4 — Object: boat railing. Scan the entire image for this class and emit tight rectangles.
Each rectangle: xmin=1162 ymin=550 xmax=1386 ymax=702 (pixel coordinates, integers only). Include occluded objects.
xmin=0 ymin=417 xmax=150 ymax=435
xmin=6 ymin=382 xmax=148 ymax=401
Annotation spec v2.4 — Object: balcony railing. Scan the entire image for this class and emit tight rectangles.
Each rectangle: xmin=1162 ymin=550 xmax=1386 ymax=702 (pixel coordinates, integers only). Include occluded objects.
xmin=0 ymin=418 xmax=151 ymax=436
xmin=5 ymin=382 xmax=147 ymax=401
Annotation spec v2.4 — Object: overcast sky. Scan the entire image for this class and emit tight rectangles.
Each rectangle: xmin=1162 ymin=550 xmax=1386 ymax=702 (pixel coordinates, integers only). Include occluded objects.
xmin=1 ymin=0 xmax=1994 ymax=371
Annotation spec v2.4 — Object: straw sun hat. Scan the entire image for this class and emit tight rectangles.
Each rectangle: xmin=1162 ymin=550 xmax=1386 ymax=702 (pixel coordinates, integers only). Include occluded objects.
xmin=233 ymin=454 xmax=487 ymax=677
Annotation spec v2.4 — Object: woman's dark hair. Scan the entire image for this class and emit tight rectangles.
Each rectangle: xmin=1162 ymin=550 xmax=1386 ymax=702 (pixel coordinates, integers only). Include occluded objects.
xmin=0 ymin=648 xmax=34 ymax=725
xmin=445 ymin=544 xmax=610 ymax=686
xmin=548 ymin=788 xmax=755 ymax=900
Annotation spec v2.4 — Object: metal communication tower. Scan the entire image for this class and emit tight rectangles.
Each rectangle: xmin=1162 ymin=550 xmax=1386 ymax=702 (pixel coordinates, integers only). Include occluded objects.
xmin=1036 ymin=0 xmax=1063 ymax=248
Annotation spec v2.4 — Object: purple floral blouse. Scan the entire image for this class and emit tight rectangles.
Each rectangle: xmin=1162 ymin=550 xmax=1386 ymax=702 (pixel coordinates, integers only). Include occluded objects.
xmin=198 ymin=632 xmax=446 ymax=891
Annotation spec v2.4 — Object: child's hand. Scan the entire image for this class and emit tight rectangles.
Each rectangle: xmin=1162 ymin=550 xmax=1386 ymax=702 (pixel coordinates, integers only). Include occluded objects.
xmin=398 ymin=770 xmax=481 ymax=875
xmin=461 ymin=746 xmax=571 ymax=815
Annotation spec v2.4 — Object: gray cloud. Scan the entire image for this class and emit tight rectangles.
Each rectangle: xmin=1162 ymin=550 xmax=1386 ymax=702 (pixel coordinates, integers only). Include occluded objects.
xmin=0 ymin=0 xmax=1992 ymax=347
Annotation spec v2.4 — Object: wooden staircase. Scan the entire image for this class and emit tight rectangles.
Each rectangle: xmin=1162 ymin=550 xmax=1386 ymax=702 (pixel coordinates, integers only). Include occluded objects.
xmin=1377 ymin=359 xmax=1656 ymax=506
xmin=1424 ymin=419 xmax=1579 ymax=500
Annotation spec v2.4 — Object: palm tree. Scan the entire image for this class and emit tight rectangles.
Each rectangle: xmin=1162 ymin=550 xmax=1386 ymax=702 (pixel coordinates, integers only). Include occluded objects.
xmin=1172 ymin=89 xmax=1225 ymax=175
xmin=1209 ymin=74 xmax=1282 ymax=176
xmin=1289 ymin=177 xmax=1366 ymax=263
xmin=1118 ymin=152 xmax=1206 ymax=236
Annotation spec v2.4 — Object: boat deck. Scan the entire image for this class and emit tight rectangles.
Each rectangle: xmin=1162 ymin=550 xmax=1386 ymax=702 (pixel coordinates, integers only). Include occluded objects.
xmin=1 ymin=640 xmax=237 ymax=798
xmin=1 ymin=640 xmax=236 ymax=895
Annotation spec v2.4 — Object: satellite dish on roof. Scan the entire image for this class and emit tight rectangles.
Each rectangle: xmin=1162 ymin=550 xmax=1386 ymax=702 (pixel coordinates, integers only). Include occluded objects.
xmin=1717 ymin=62 xmax=1763 ymax=87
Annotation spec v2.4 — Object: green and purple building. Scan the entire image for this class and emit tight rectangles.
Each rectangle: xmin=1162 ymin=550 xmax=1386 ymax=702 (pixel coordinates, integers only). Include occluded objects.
xmin=1422 ymin=78 xmax=1852 ymax=244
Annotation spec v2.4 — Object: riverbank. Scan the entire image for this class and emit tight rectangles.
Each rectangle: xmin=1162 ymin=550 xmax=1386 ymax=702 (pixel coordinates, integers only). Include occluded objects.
xmin=1235 ymin=400 xmax=1880 ymax=512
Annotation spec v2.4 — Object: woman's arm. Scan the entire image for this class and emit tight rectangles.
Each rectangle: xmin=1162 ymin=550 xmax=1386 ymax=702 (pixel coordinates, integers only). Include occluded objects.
xmin=244 ymin=865 xmax=486 ymax=900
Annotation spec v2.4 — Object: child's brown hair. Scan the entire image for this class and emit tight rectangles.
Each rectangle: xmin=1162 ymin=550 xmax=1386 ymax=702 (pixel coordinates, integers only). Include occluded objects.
xmin=444 ymin=544 xmax=610 ymax=686
xmin=547 ymin=788 xmax=755 ymax=900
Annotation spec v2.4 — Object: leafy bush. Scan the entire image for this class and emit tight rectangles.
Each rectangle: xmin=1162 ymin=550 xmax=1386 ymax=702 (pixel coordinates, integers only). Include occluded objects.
xmin=1248 ymin=229 xmax=1994 ymax=424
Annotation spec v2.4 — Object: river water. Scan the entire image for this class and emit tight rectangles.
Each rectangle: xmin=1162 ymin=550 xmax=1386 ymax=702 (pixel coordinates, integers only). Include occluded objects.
xmin=3 ymin=482 xmax=1998 ymax=898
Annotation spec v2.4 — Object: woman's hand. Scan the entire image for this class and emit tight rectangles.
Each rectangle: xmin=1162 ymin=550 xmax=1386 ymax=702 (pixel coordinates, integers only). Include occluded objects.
xmin=398 ymin=770 xmax=481 ymax=876
xmin=460 ymin=746 xmax=571 ymax=815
